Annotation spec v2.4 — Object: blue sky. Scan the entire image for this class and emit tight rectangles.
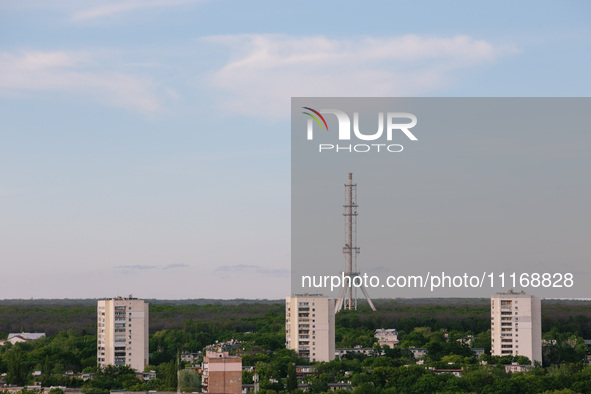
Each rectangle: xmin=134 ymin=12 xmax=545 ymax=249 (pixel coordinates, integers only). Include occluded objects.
xmin=1 ymin=1 xmax=589 ymax=299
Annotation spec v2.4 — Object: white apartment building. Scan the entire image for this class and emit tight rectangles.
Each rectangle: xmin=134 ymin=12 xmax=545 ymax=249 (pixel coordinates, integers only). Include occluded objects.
xmin=97 ymin=296 xmax=149 ymax=371
xmin=491 ymin=291 xmax=542 ymax=365
xmin=286 ymin=294 xmax=335 ymax=362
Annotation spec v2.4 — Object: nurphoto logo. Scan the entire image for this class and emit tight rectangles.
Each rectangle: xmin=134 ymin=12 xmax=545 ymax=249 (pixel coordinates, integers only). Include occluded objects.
xmin=302 ymin=107 xmax=418 ymax=153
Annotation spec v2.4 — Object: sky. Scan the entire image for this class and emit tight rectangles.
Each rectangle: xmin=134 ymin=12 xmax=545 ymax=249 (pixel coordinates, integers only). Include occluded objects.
xmin=1 ymin=1 xmax=590 ymax=299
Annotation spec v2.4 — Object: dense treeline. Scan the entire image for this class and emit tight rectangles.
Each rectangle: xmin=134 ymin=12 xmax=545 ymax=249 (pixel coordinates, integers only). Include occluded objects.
xmin=0 ymin=300 xmax=282 ymax=336
xmin=2 ymin=298 xmax=591 ymax=337
xmin=347 ymin=299 xmax=591 ymax=338
xmin=0 ymin=304 xmax=96 ymax=336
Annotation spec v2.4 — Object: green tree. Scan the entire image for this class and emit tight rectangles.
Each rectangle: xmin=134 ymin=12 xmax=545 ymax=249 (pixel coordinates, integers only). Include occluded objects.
xmin=43 ymin=355 xmax=52 ymax=377
xmin=179 ymin=369 xmax=201 ymax=392
xmin=353 ymin=382 xmax=376 ymax=394
xmin=6 ymin=348 xmax=30 ymax=386
xmin=159 ymin=360 xmax=178 ymax=390
xmin=286 ymin=363 xmax=297 ymax=393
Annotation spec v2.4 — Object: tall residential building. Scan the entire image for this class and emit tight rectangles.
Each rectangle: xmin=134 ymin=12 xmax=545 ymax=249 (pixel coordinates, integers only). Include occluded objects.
xmin=201 ymin=351 xmax=242 ymax=394
xmin=97 ymin=296 xmax=149 ymax=371
xmin=491 ymin=291 xmax=542 ymax=364
xmin=286 ymin=294 xmax=335 ymax=362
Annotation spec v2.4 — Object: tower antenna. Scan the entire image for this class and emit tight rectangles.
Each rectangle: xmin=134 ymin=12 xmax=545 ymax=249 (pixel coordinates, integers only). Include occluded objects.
xmin=335 ymin=173 xmax=377 ymax=312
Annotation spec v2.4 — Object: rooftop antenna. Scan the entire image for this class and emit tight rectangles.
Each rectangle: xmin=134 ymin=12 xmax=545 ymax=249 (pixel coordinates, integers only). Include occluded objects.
xmin=335 ymin=173 xmax=377 ymax=312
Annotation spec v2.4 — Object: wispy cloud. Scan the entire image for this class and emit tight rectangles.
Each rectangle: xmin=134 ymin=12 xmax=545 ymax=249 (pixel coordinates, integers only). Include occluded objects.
xmin=115 ymin=265 xmax=158 ymax=271
xmin=204 ymin=34 xmax=517 ymax=118
xmin=163 ymin=263 xmax=189 ymax=270
xmin=116 ymin=263 xmax=190 ymax=273
xmin=216 ymin=264 xmax=290 ymax=278
xmin=72 ymin=0 xmax=202 ymax=22
xmin=0 ymin=50 xmax=167 ymax=113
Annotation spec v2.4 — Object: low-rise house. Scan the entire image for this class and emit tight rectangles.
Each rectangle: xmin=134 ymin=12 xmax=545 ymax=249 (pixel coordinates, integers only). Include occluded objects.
xmin=64 ymin=371 xmax=96 ymax=380
xmin=335 ymin=346 xmax=373 ymax=358
xmin=295 ymin=365 xmax=316 ymax=376
xmin=471 ymin=348 xmax=485 ymax=357
xmin=328 ymin=382 xmax=351 ymax=391
xmin=504 ymin=363 xmax=532 ymax=373
xmin=433 ymin=369 xmax=463 ymax=377
xmin=6 ymin=333 xmax=46 ymax=345
xmin=408 ymin=347 xmax=428 ymax=359
xmin=181 ymin=351 xmax=202 ymax=364
xmin=136 ymin=371 xmax=157 ymax=381
xmin=375 ymin=329 xmax=399 ymax=349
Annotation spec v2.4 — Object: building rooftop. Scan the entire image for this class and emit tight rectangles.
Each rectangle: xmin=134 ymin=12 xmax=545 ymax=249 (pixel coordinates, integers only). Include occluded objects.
xmin=291 ymin=293 xmax=327 ymax=298
xmin=7 ymin=333 xmax=45 ymax=341
xmin=375 ymin=328 xmax=398 ymax=334
xmin=104 ymin=295 xmax=140 ymax=300
xmin=493 ymin=290 xmax=536 ymax=298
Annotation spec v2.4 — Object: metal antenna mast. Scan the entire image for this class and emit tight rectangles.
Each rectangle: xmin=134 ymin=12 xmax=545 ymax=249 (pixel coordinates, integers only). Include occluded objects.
xmin=335 ymin=173 xmax=377 ymax=312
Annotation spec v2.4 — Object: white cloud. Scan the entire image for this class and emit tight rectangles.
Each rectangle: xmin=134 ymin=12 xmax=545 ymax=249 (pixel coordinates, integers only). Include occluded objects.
xmin=72 ymin=0 xmax=202 ymax=21
xmin=0 ymin=50 xmax=164 ymax=113
xmin=204 ymin=34 xmax=517 ymax=118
